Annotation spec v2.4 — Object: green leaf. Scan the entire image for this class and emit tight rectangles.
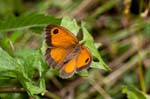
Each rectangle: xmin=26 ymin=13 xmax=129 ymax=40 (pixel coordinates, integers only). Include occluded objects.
xmin=61 ymin=16 xmax=80 ymax=36
xmin=122 ymin=85 xmax=148 ymax=99
xmin=0 ymin=47 xmax=18 ymax=78
xmin=10 ymin=31 xmax=24 ymax=43
xmin=21 ymin=77 xmax=46 ymax=96
xmin=81 ymin=22 xmax=110 ymax=70
xmin=15 ymin=48 xmax=41 ymax=78
xmin=79 ymin=70 xmax=88 ymax=77
xmin=0 ymin=47 xmax=46 ymax=95
xmin=0 ymin=13 xmax=61 ymax=32
xmin=14 ymin=48 xmax=47 ymax=95
xmin=41 ymin=40 xmax=47 ymax=56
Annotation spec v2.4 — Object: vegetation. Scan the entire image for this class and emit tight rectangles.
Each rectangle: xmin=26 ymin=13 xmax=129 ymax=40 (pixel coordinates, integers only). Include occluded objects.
xmin=0 ymin=0 xmax=150 ymax=99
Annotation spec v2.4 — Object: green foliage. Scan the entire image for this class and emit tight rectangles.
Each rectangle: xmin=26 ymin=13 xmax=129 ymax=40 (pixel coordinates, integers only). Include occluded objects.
xmin=0 ymin=47 xmax=46 ymax=95
xmin=0 ymin=47 xmax=18 ymax=78
xmin=145 ymin=67 xmax=150 ymax=92
xmin=144 ymin=23 xmax=150 ymax=38
xmin=0 ymin=0 xmax=23 ymax=17
xmin=61 ymin=16 xmax=80 ymax=36
xmin=0 ymin=13 xmax=61 ymax=32
xmin=81 ymin=22 xmax=110 ymax=70
xmin=79 ymin=70 xmax=88 ymax=77
xmin=122 ymin=85 xmax=150 ymax=99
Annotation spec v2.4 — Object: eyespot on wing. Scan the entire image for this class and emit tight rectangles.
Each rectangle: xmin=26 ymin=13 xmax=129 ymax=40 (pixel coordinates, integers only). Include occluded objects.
xmin=45 ymin=24 xmax=79 ymax=47
xmin=76 ymin=46 xmax=92 ymax=72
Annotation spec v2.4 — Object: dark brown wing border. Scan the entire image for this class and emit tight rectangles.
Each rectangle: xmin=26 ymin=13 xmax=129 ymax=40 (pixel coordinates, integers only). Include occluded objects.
xmin=45 ymin=24 xmax=53 ymax=46
xmin=45 ymin=48 xmax=57 ymax=67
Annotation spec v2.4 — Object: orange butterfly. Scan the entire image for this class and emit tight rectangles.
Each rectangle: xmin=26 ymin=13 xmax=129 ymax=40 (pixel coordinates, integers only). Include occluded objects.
xmin=45 ymin=24 xmax=92 ymax=78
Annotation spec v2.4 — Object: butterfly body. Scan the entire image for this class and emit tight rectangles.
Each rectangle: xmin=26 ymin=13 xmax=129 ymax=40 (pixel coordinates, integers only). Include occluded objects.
xmin=45 ymin=24 xmax=92 ymax=78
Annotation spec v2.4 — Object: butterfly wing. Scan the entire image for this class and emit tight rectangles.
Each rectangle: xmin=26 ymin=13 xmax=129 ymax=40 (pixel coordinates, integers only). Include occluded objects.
xmin=45 ymin=47 xmax=74 ymax=69
xmin=59 ymin=46 xmax=92 ymax=78
xmin=76 ymin=46 xmax=92 ymax=72
xmin=60 ymin=57 xmax=76 ymax=78
xmin=45 ymin=24 xmax=79 ymax=48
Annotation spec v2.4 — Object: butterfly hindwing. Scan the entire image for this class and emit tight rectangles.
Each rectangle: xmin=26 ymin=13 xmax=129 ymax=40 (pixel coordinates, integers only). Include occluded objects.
xmin=76 ymin=46 xmax=92 ymax=72
xmin=60 ymin=57 xmax=76 ymax=78
xmin=59 ymin=46 xmax=92 ymax=78
xmin=45 ymin=47 xmax=73 ymax=69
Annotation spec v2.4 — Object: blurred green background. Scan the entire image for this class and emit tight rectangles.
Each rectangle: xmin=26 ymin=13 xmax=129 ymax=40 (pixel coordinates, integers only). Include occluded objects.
xmin=0 ymin=0 xmax=150 ymax=99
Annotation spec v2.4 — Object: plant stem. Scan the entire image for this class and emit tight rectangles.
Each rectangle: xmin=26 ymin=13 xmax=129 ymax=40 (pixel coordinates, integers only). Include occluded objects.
xmin=0 ymin=87 xmax=25 ymax=93
xmin=138 ymin=51 xmax=146 ymax=93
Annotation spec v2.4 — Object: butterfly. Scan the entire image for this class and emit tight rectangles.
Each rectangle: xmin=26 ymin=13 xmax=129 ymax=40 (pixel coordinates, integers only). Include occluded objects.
xmin=45 ymin=24 xmax=92 ymax=78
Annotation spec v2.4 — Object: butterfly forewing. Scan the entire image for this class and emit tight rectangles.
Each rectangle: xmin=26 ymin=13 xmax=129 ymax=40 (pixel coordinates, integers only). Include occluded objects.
xmin=45 ymin=25 xmax=79 ymax=48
